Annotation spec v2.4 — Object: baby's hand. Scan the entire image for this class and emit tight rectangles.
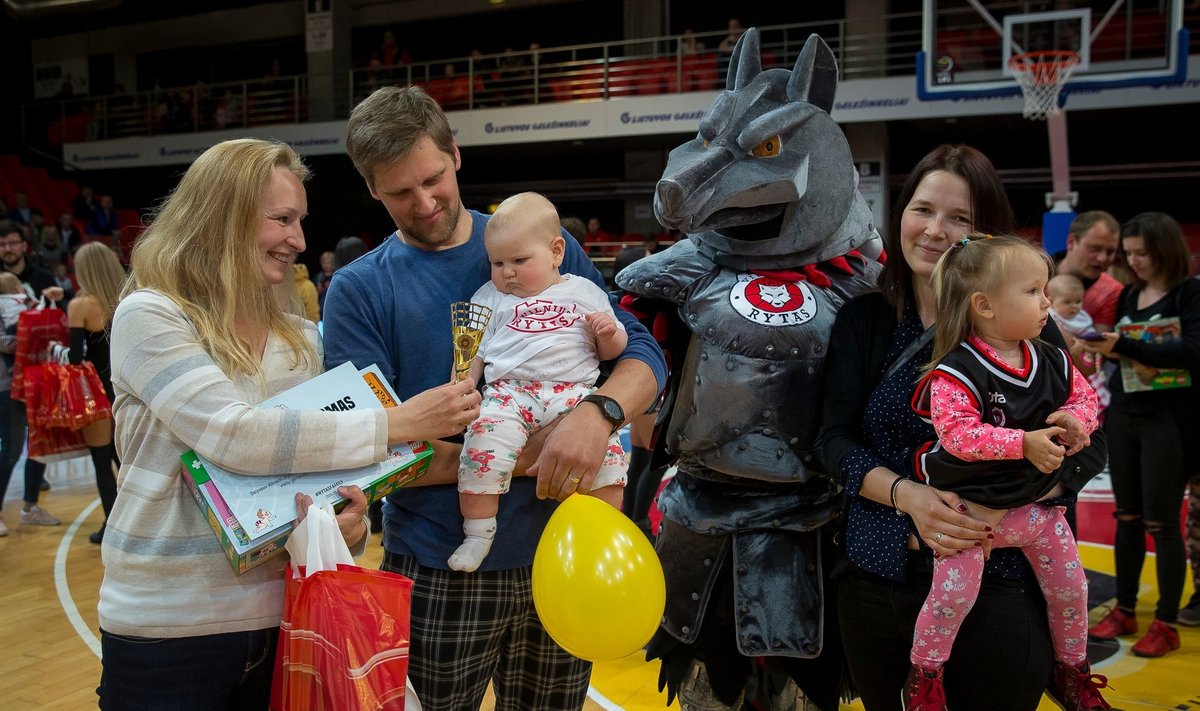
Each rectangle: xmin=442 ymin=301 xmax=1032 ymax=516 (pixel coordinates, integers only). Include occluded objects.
xmin=586 ymin=312 xmax=617 ymax=340
xmin=1045 ymin=410 xmax=1089 ymax=456
xmin=1023 ymin=426 xmax=1066 ymax=474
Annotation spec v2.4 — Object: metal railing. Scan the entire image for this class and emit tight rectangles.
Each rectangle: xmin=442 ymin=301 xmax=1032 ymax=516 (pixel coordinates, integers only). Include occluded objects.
xmin=20 ymin=5 xmax=1192 ymax=150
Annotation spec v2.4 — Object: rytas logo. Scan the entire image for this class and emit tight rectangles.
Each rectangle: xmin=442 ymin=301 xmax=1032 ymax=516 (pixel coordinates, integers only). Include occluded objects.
xmin=729 ymin=273 xmax=816 ymax=327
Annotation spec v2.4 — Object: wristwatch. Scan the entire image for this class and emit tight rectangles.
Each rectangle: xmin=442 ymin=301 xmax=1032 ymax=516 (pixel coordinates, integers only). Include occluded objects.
xmin=579 ymin=393 xmax=624 ymax=433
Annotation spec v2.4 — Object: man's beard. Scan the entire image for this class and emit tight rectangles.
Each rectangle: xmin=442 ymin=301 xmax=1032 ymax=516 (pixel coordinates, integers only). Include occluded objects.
xmin=401 ymin=200 xmax=461 ymax=249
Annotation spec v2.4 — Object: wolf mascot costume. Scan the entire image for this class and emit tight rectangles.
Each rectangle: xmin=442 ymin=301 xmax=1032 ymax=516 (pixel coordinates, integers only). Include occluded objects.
xmin=616 ymin=30 xmax=881 ymax=710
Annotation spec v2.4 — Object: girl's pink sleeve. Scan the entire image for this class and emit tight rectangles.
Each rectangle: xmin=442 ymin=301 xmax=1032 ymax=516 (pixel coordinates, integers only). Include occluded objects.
xmin=1058 ymin=363 xmax=1100 ymax=434
xmin=930 ymin=373 xmax=1025 ymax=461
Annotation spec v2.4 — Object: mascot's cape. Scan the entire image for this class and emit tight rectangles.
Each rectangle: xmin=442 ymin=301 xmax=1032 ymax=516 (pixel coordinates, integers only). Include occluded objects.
xmin=616 ymin=29 xmax=881 ymax=711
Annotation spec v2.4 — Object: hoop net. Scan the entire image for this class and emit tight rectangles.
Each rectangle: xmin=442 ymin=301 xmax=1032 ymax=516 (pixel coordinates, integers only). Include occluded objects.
xmin=1008 ymin=50 xmax=1080 ymax=120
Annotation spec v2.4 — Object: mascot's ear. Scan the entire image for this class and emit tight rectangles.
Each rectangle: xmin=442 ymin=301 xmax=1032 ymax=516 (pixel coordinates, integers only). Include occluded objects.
xmin=727 ymin=27 xmax=763 ymax=91
xmin=787 ymin=33 xmax=839 ymax=114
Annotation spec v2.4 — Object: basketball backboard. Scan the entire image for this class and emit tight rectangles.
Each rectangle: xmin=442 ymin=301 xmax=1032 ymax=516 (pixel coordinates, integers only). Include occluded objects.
xmin=918 ymin=0 xmax=1187 ymax=103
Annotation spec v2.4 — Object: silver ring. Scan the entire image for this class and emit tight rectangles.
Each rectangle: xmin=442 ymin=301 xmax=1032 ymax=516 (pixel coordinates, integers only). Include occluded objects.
xmin=934 ymin=532 xmax=944 ymax=543
xmin=568 ymin=475 xmax=582 ymax=484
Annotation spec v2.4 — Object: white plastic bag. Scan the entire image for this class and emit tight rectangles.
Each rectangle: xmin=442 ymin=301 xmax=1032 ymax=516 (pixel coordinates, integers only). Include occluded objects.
xmin=285 ymin=502 xmax=355 ymax=573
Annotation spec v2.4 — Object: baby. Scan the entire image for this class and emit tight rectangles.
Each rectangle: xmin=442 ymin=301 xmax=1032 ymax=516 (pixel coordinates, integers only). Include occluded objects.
xmin=450 ymin=192 xmax=629 ymax=572
xmin=1047 ymin=272 xmax=1108 ymax=395
xmin=0 ymin=272 xmax=30 ymax=332
xmin=1047 ymin=274 xmax=1096 ymax=341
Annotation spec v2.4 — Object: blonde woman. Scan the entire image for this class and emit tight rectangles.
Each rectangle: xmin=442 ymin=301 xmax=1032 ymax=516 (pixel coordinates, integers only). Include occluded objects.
xmin=96 ymin=139 xmax=481 ymax=709
xmin=53 ymin=243 xmax=127 ymax=544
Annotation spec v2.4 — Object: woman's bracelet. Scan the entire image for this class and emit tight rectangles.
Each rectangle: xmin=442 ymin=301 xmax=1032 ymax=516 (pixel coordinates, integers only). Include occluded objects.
xmin=889 ymin=476 xmax=909 ymax=516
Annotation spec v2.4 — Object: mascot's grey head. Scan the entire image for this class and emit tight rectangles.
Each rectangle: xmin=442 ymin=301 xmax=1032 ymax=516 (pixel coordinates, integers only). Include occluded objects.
xmin=654 ymin=30 xmax=879 ymax=269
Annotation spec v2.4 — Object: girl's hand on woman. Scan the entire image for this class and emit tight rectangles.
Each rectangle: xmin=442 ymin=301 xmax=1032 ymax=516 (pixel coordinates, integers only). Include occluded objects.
xmin=895 ymin=479 xmax=993 ymax=559
xmin=1045 ymin=411 xmax=1089 ymax=455
xmin=1023 ymin=426 xmax=1067 ymax=473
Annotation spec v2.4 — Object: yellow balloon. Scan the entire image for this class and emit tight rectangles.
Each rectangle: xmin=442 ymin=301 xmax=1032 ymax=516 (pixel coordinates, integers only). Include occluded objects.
xmin=532 ymin=493 xmax=666 ymax=662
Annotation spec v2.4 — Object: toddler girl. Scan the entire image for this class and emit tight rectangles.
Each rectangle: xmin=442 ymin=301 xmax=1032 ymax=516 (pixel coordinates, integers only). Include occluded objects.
xmin=902 ymin=234 xmax=1109 ymax=711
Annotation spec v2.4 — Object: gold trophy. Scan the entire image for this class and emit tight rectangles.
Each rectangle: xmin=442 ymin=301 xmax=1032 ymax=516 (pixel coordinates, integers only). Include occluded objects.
xmin=450 ymin=301 xmax=492 ymax=382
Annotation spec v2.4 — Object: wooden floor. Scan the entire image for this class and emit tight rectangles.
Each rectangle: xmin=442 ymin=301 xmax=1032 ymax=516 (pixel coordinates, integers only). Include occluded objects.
xmin=1 ymin=460 xmax=1195 ymax=710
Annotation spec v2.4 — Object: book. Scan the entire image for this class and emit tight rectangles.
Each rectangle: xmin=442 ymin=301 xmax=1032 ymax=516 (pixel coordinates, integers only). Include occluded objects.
xmin=182 ymin=362 xmax=433 ymax=574
xmin=1116 ymin=317 xmax=1192 ymax=392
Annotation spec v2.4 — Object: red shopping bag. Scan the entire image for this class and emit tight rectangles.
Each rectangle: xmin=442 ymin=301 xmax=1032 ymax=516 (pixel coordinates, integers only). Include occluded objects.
xmin=27 ymin=420 xmax=89 ymax=463
xmin=36 ymin=362 xmax=112 ymax=429
xmin=271 ymin=562 xmax=413 ymax=711
xmin=12 ymin=300 xmax=68 ymax=402
xmin=270 ymin=504 xmax=413 ymax=711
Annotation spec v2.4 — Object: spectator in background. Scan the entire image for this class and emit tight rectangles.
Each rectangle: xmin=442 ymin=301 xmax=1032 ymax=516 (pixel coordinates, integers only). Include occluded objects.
xmin=642 ymin=234 xmax=667 ymax=256
xmin=1055 ymin=210 xmax=1122 ymax=331
xmin=376 ymin=30 xmax=411 ymax=70
xmin=585 ymin=216 xmax=612 ymax=245
xmin=39 ymin=225 xmax=70 ymax=272
xmin=58 ymin=213 xmax=83 ymax=253
xmin=560 ymin=216 xmax=586 ymax=249
xmin=681 ymin=28 xmax=705 ymax=55
xmin=1081 ymin=211 xmax=1198 ymax=659
xmin=0 ymin=220 xmax=66 ymax=536
xmin=50 ymin=242 xmax=126 ymax=545
xmin=717 ymin=18 xmax=746 ymax=83
xmin=89 ymin=194 xmax=119 ymax=240
xmin=53 ymin=263 xmax=74 ymax=292
xmin=73 ymin=185 xmax=96 ymax=222
xmin=313 ymin=250 xmax=335 ymax=313
xmin=27 ymin=210 xmax=46 ymax=245
xmin=291 ymin=262 xmax=320 ymax=323
xmin=333 ymin=235 xmax=368 ymax=269
xmin=7 ymin=192 xmax=32 ymax=225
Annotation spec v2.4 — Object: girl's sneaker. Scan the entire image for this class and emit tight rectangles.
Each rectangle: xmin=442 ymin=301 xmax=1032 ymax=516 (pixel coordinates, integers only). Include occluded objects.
xmin=1178 ymin=600 xmax=1200 ymax=627
xmin=1048 ymin=660 xmax=1111 ymax=710
xmin=902 ymin=664 xmax=948 ymax=711
xmin=1130 ymin=619 xmax=1181 ymax=658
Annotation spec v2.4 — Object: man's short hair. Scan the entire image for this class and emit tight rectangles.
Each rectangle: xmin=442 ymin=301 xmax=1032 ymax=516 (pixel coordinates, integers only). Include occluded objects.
xmin=346 ymin=86 xmax=455 ymax=188
xmin=0 ymin=219 xmax=22 ymax=240
xmin=1068 ymin=210 xmax=1119 ymax=240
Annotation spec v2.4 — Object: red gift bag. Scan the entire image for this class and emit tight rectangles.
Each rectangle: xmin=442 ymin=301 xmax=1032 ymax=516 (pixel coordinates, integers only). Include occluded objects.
xmin=36 ymin=361 xmax=113 ymax=430
xmin=26 ymin=420 xmax=89 ymax=463
xmin=12 ymin=299 xmax=68 ymax=402
xmin=270 ymin=505 xmax=414 ymax=711
xmin=271 ymin=564 xmax=413 ymax=711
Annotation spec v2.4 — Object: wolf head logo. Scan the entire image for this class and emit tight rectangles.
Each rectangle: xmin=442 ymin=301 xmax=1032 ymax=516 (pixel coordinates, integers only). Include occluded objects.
xmin=757 ymin=283 xmax=792 ymax=308
xmin=654 ymin=29 xmax=879 ymax=269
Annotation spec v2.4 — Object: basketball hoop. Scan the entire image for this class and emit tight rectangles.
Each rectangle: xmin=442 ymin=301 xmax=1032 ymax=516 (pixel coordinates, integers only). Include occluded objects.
xmin=1008 ymin=50 xmax=1080 ymax=120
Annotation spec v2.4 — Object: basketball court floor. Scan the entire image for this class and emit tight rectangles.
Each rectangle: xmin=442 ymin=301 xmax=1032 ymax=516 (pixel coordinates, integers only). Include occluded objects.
xmin=1 ymin=460 xmax=1195 ymax=710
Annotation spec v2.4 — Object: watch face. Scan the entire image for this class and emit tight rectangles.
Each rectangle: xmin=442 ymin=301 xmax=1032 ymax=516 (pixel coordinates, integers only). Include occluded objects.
xmin=601 ymin=399 xmax=622 ymax=422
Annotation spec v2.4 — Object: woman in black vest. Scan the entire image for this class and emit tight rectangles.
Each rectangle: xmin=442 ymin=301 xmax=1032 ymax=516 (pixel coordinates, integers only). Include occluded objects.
xmin=1082 ymin=211 xmax=1199 ymax=658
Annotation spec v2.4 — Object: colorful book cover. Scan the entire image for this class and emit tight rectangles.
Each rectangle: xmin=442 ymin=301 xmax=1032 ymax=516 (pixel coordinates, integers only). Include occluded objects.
xmin=1117 ymin=317 xmax=1192 ymax=392
xmin=182 ymin=363 xmax=433 ymax=573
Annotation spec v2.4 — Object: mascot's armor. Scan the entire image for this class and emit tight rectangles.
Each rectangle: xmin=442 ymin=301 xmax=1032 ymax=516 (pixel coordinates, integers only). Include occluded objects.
xmin=616 ymin=29 xmax=881 ymax=711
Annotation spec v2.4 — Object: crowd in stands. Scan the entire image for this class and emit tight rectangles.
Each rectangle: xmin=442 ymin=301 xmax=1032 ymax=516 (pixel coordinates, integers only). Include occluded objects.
xmin=0 ymin=178 xmax=134 ymax=277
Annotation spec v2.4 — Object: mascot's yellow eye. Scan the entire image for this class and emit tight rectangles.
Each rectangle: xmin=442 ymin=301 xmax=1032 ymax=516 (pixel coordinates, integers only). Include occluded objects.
xmin=750 ymin=136 xmax=782 ymax=157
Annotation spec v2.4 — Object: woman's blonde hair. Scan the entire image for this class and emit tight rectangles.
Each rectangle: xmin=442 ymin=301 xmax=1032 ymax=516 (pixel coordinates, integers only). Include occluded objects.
xmin=122 ymin=139 xmax=314 ymax=377
xmin=73 ymin=242 xmax=127 ymax=325
xmin=927 ymin=233 xmax=1053 ymax=370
